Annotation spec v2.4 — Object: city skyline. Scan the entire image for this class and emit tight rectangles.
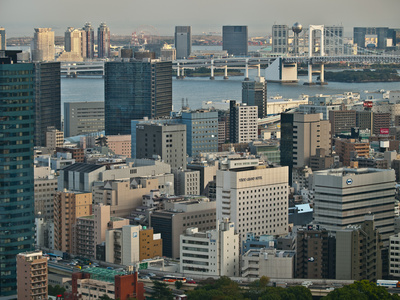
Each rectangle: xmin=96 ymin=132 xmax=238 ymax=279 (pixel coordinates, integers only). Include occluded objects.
xmin=1 ymin=0 xmax=399 ymax=37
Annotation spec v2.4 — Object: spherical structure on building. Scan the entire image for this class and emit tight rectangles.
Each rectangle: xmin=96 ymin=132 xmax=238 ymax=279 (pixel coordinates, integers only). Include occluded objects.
xmin=292 ymin=22 xmax=303 ymax=34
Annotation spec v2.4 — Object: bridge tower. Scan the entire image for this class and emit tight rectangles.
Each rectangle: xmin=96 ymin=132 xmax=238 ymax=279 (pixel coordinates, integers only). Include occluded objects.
xmin=305 ymin=25 xmax=327 ymax=85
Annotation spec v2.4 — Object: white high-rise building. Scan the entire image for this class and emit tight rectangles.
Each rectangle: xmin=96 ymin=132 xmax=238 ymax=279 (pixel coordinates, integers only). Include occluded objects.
xmin=229 ymin=101 xmax=258 ymax=144
xmin=32 ymin=28 xmax=55 ymax=62
xmin=180 ymin=218 xmax=239 ymax=277
xmin=216 ymin=158 xmax=289 ymax=240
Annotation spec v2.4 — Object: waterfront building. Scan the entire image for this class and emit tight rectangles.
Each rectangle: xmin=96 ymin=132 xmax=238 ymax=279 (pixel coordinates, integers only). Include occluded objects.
xmin=65 ymin=27 xmax=86 ymax=58
xmin=83 ymin=22 xmax=95 ymax=59
xmin=216 ymin=157 xmax=289 ymax=240
xmin=180 ymin=219 xmax=239 ymax=277
xmin=313 ymin=168 xmax=395 ymax=245
xmin=136 ymin=123 xmax=187 ymax=169
xmin=0 ymin=53 xmax=35 ymax=297
xmin=229 ymin=100 xmax=258 ymax=144
xmin=353 ymin=27 xmax=389 ymax=49
xmin=97 ymin=22 xmax=110 ymax=58
xmin=242 ymin=77 xmax=267 ymax=119
xmin=16 ymin=251 xmax=48 ymax=300
xmin=324 ymin=26 xmax=344 ymax=56
xmin=0 ymin=27 xmax=5 ymax=50
xmin=64 ymin=101 xmax=104 ymax=137
xmin=32 ymin=28 xmax=55 ymax=62
xmin=175 ymin=26 xmax=191 ymax=59
xmin=105 ymin=60 xmax=172 ymax=135
xmin=272 ymin=25 xmax=289 ymax=53
xmin=222 ymin=25 xmax=248 ymax=56
xmin=34 ymin=62 xmax=61 ymax=146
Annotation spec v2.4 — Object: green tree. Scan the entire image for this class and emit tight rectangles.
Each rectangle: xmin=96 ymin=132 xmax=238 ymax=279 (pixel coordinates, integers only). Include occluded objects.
xmin=323 ymin=280 xmax=400 ymax=300
xmin=48 ymin=284 xmax=66 ymax=297
xmin=175 ymin=280 xmax=183 ymax=290
xmin=99 ymin=295 xmax=113 ymax=300
xmin=151 ymin=280 xmax=174 ymax=300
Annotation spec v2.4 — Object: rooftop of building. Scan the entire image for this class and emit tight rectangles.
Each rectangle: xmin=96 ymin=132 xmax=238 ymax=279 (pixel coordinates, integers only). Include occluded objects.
xmin=81 ymin=267 xmax=127 ymax=282
xmin=244 ymin=248 xmax=295 ymax=258
xmin=62 ymin=162 xmax=105 ymax=173
xmin=315 ymin=167 xmax=389 ymax=177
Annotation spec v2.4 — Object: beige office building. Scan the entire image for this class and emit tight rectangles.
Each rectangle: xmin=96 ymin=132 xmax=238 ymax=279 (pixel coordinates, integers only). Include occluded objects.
xmin=107 ymin=135 xmax=132 ymax=157
xmin=34 ymin=166 xmax=58 ymax=220
xmin=216 ymin=158 xmax=289 ymax=240
xmin=54 ymin=191 xmax=92 ymax=254
xmin=46 ymin=127 xmax=64 ymax=150
xmin=17 ymin=251 xmax=48 ymax=300
xmin=32 ymin=28 xmax=55 ymax=62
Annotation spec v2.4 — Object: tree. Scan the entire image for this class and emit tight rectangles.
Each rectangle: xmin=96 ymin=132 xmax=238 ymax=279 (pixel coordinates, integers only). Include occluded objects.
xmin=175 ymin=280 xmax=183 ymax=290
xmin=151 ymin=280 xmax=174 ymax=300
xmin=48 ymin=285 xmax=66 ymax=297
xmin=99 ymin=295 xmax=113 ymax=300
xmin=323 ymin=280 xmax=400 ymax=300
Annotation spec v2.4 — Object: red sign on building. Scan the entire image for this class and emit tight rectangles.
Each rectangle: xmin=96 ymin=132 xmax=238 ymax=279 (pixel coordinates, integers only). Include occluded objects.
xmin=380 ymin=128 xmax=389 ymax=135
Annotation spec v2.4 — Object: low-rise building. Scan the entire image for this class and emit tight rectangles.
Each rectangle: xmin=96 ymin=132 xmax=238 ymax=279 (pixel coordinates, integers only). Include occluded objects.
xmin=180 ymin=219 xmax=239 ymax=277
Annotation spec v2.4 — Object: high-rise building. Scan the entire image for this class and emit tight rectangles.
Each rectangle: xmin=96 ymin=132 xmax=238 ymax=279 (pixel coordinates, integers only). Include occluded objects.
xmin=313 ymin=168 xmax=395 ymax=245
xmin=105 ymin=60 xmax=172 ymax=135
xmin=53 ymin=191 xmax=92 ymax=254
xmin=229 ymin=100 xmax=258 ymax=144
xmin=97 ymin=22 xmax=110 ymax=58
xmin=83 ymin=22 xmax=95 ymax=59
xmin=272 ymin=25 xmax=289 ymax=53
xmin=16 ymin=251 xmax=48 ymax=300
xmin=280 ymin=113 xmax=331 ymax=183
xmin=242 ymin=77 xmax=267 ymax=118
xmin=34 ymin=62 xmax=61 ymax=146
xmin=329 ymin=110 xmax=357 ymax=136
xmin=64 ymin=27 xmax=86 ymax=58
xmin=32 ymin=28 xmax=55 ymax=62
xmin=216 ymin=157 xmax=289 ymax=240
xmin=324 ymin=26 xmax=344 ymax=56
xmin=336 ymin=215 xmax=383 ymax=281
xmin=0 ymin=52 xmax=35 ymax=297
xmin=222 ymin=26 xmax=248 ymax=56
xmin=353 ymin=27 xmax=389 ymax=49
xmin=175 ymin=26 xmax=192 ymax=59
xmin=64 ymin=101 xmax=104 ymax=137
xmin=0 ymin=27 xmax=6 ymax=50
xmin=181 ymin=110 xmax=219 ymax=157
xmin=136 ymin=123 xmax=187 ymax=170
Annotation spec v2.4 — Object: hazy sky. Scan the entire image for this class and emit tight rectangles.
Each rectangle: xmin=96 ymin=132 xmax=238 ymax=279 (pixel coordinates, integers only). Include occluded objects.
xmin=1 ymin=0 xmax=399 ymax=37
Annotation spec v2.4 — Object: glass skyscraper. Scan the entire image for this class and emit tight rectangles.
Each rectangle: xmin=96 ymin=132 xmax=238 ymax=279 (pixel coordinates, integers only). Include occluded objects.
xmin=222 ymin=25 xmax=248 ymax=56
xmin=0 ymin=51 xmax=35 ymax=297
xmin=105 ymin=60 xmax=172 ymax=135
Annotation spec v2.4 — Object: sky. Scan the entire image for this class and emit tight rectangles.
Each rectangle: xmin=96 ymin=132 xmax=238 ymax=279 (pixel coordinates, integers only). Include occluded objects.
xmin=1 ymin=0 xmax=399 ymax=38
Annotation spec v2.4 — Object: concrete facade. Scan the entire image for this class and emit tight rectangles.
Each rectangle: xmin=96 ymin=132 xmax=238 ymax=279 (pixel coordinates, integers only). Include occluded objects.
xmin=216 ymin=159 xmax=289 ymax=240
xmin=313 ymin=168 xmax=396 ymax=245
xmin=173 ymin=168 xmax=200 ymax=196
xmin=272 ymin=25 xmax=289 ymax=53
xmin=107 ymin=135 xmax=131 ymax=157
xmin=180 ymin=219 xmax=239 ymax=277
xmin=64 ymin=101 xmax=104 ymax=137
xmin=34 ymin=166 xmax=58 ymax=220
xmin=32 ymin=28 xmax=55 ymax=62
xmin=229 ymin=101 xmax=258 ymax=144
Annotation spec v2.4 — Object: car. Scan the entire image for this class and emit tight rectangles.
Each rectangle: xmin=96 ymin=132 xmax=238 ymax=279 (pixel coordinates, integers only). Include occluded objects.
xmin=148 ymin=273 xmax=156 ymax=277
xmin=139 ymin=275 xmax=150 ymax=280
xmin=186 ymin=279 xmax=196 ymax=284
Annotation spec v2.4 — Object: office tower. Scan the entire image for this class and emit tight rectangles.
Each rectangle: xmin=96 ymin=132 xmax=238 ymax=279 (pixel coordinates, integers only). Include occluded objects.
xmin=83 ymin=22 xmax=95 ymax=59
xmin=313 ymin=168 xmax=395 ymax=245
xmin=353 ymin=27 xmax=389 ymax=49
xmin=324 ymin=26 xmax=344 ymax=56
xmin=216 ymin=157 xmax=289 ymax=240
xmin=32 ymin=28 xmax=55 ymax=61
xmin=175 ymin=26 xmax=192 ymax=59
xmin=64 ymin=27 xmax=86 ymax=58
xmin=64 ymin=101 xmax=104 ymax=137
xmin=296 ymin=227 xmax=335 ymax=279
xmin=242 ymin=77 xmax=267 ymax=118
xmin=16 ymin=251 xmax=48 ymax=300
xmin=222 ymin=25 xmax=248 ymax=56
xmin=180 ymin=219 xmax=239 ymax=277
xmin=280 ymin=113 xmax=331 ymax=182
xmin=53 ymin=191 xmax=92 ymax=254
xmin=272 ymin=25 xmax=289 ymax=53
xmin=0 ymin=52 xmax=35 ymax=297
xmin=34 ymin=166 xmax=58 ymax=220
xmin=136 ymin=123 xmax=187 ymax=169
xmin=151 ymin=198 xmax=216 ymax=258
xmin=336 ymin=215 xmax=382 ymax=281
xmin=329 ymin=110 xmax=356 ymax=136
xmin=97 ymin=22 xmax=110 ymax=58
xmin=105 ymin=60 xmax=172 ymax=135
xmin=0 ymin=27 xmax=6 ymax=50
xmin=34 ymin=62 xmax=61 ymax=146
xmin=229 ymin=100 xmax=258 ymax=144
xmin=181 ymin=110 xmax=219 ymax=157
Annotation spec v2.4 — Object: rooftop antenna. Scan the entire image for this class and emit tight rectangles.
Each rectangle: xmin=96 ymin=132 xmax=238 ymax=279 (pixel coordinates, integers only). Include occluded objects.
xmin=186 ymin=98 xmax=189 ymax=109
